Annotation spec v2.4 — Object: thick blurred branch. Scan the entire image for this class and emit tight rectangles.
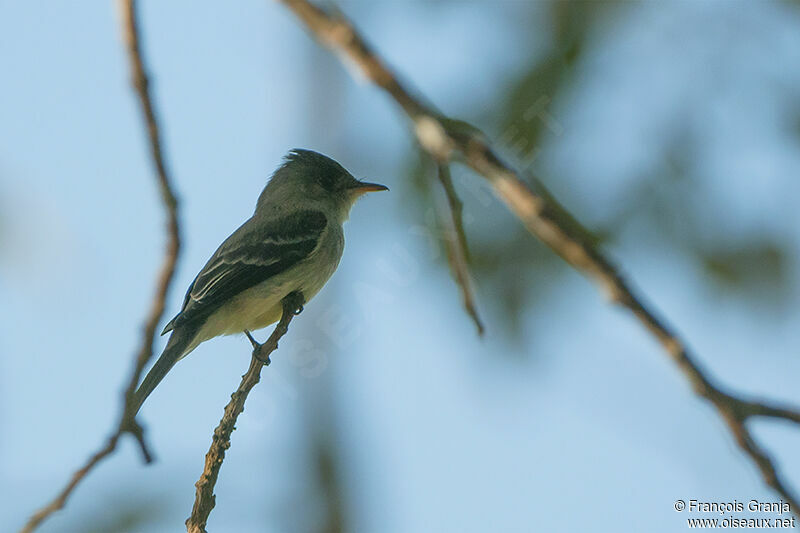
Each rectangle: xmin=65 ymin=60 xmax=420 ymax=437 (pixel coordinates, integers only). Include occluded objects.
xmin=279 ymin=0 xmax=800 ymax=512
xmin=186 ymin=292 xmax=305 ymax=533
xmin=436 ymin=162 xmax=484 ymax=335
xmin=19 ymin=1 xmax=182 ymax=532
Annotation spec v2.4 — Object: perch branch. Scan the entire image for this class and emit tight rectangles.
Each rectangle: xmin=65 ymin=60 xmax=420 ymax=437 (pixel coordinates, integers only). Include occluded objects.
xmin=20 ymin=1 xmax=181 ymax=531
xmin=186 ymin=292 xmax=305 ymax=533
xmin=278 ymin=0 xmax=800 ymax=512
xmin=435 ymin=162 xmax=484 ymax=335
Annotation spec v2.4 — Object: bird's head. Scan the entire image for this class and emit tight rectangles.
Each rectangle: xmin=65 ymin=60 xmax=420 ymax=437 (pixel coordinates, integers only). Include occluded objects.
xmin=257 ymin=149 xmax=388 ymax=221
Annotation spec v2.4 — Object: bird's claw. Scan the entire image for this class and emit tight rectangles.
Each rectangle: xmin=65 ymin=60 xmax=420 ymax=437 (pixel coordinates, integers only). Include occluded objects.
xmin=284 ymin=291 xmax=305 ymax=316
xmin=253 ymin=350 xmax=271 ymax=366
xmin=244 ymin=330 xmax=271 ymax=365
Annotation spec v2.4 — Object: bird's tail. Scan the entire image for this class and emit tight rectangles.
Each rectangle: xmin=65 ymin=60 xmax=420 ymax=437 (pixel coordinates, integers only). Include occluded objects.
xmin=131 ymin=325 xmax=197 ymax=415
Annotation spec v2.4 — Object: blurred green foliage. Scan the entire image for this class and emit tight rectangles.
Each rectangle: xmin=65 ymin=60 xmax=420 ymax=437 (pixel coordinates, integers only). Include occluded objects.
xmin=400 ymin=0 xmax=797 ymax=341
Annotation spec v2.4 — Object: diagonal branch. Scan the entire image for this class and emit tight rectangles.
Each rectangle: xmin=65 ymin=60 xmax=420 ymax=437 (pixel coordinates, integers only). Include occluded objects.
xmin=186 ymin=292 xmax=305 ymax=533
xmin=435 ymin=162 xmax=484 ymax=335
xmin=19 ymin=1 xmax=181 ymax=531
xmin=278 ymin=0 xmax=800 ymax=513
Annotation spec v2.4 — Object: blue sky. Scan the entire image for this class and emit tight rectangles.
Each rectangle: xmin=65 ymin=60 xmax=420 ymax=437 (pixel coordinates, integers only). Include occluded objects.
xmin=2 ymin=1 xmax=800 ymax=532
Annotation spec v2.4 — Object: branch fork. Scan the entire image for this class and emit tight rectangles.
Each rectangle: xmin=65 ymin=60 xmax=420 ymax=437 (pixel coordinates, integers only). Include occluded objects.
xmin=186 ymin=291 xmax=305 ymax=533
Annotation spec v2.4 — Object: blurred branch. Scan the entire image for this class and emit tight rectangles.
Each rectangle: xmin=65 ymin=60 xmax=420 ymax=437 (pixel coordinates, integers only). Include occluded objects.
xmin=303 ymin=390 xmax=348 ymax=533
xmin=19 ymin=1 xmax=182 ymax=531
xmin=314 ymin=442 xmax=346 ymax=533
xmin=186 ymin=292 xmax=305 ymax=533
xmin=435 ymin=162 xmax=484 ymax=335
xmin=279 ymin=0 xmax=800 ymax=512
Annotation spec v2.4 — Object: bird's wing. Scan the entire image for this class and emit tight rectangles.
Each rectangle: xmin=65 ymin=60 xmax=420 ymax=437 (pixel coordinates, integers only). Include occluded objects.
xmin=163 ymin=209 xmax=327 ymax=332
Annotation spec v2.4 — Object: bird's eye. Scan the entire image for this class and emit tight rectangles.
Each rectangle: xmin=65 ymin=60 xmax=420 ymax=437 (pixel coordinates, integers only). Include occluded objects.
xmin=317 ymin=172 xmax=344 ymax=192
xmin=319 ymin=175 xmax=336 ymax=192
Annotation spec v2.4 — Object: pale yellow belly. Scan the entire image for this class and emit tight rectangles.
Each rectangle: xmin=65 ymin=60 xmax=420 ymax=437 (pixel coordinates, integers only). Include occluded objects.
xmin=196 ymin=282 xmax=287 ymax=341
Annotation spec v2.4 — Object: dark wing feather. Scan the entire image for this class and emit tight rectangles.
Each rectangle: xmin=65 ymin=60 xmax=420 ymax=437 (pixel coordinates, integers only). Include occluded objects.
xmin=160 ymin=274 xmax=198 ymax=334
xmin=163 ymin=210 xmax=327 ymax=332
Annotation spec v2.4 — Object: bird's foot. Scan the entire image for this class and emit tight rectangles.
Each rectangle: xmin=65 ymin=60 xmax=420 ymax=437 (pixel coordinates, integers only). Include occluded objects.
xmin=244 ymin=293 xmax=305 ymax=366
xmin=244 ymin=330 xmax=271 ymax=365
xmin=285 ymin=291 xmax=304 ymax=316
xmin=254 ymin=350 xmax=272 ymax=366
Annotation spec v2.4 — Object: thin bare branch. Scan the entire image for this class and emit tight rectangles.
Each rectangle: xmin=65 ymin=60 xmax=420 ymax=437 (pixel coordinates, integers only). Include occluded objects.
xmin=186 ymin=292 xmax=305 ymax=533
xmin=278 ymin=0 xmax=800 ymax=513
xmin=116 ymin=0 xmax=182 ymax=457
xmin=21 ymin=437 xmax=119 ymax=533
xmin=435 ymin=162 xmax=484 ymax=335
xmin=19 ymin=2 xmax=181 ymax=531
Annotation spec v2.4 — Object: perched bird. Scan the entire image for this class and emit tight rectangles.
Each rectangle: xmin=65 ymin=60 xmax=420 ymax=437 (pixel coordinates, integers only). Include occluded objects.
xmin=131 ymin=149 xmax=388 ymax=414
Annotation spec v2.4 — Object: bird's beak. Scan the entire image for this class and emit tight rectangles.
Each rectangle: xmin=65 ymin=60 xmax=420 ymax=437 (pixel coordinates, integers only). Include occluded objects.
xmin=350 ymin=180 xmax=389 ymax=194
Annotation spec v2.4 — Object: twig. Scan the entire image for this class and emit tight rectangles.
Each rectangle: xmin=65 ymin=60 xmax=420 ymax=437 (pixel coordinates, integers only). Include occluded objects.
xmin=115 ymin=0 xmax=182 ymax=459
xmin=186 ymin=292 xmax=305 ymax=533
xmin=435 ymin=162 xmax=484 ymax=335
xmin=20 ymin=1 xmax=181 ymax=531
xmin=278 ymin=0 xmax=800 ymax=512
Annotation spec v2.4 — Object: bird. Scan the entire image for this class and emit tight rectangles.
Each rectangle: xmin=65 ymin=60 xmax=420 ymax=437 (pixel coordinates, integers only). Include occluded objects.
xmin=131 ymin=149 xmax=388 ymax=415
